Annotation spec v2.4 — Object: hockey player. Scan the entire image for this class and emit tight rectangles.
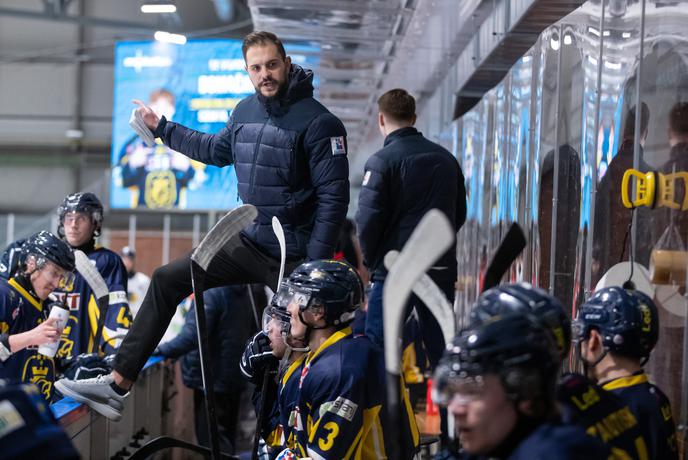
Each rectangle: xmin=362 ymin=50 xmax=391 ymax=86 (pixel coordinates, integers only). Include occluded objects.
xmin=0 ymin=237 xmax=26 ymax=280
xmin=0 ymin=231 xmax=75 ymax=400
xmin=275 ymin=259 xmax=419 ymax=460
xmin=469 ymin=283 xmax=649 ymax=459
xmin=0 ymin=379 xmax=79 ymax=459
xmin=52 ymin=193 xmax=132 ymax=358
xmin=574 ymin=286 xmax=678 ymax=459
xmin=433 ymin=312 xmax=610 ymax=459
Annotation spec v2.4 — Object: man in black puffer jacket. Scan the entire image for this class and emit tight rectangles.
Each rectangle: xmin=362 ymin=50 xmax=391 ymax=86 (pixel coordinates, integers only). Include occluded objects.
xmin=356 ymin=88 xmax=466 ymax=367
xmin=156 ymin=285 xmax=261 ymax=454
xmin=55 ymin=31 xmax=349 ymax=420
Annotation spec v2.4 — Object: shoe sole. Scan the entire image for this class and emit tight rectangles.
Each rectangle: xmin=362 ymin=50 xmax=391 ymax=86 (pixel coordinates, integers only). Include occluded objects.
xmin=54 ymin=380 xmax=122 ymax=422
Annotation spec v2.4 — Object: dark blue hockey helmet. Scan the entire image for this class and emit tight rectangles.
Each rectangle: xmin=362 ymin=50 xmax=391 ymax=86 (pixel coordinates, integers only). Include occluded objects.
xmin=276 ymin=259 xmax=364 ymax=328
xmin=470 ymin=283 xmax=571 ymax=360
xmin=573 ymin=286 xmax=659 ymax=361
xmin=0 ymin=238 xmax=27 ymax=280
xmin=57 ymin=192 xmax=104 ymax=237
xmin=433 ymin=313 xmax=560 ymax=418
xmin=22 ymin=231 xmax=75 ymax=273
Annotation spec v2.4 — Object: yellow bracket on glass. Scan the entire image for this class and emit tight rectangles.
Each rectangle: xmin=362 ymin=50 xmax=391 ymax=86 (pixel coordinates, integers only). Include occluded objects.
xmin=622 ymin=169 xmax=688 ymax=210
xmin=621 ymin=169 xmax=656 ymax=209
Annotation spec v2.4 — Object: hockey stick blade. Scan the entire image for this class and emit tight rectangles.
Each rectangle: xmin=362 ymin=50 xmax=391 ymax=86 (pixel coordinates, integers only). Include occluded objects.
xmin=482 ymin=223 xmax=526 ymax=292
xmin=74 ymin=250 xmax=110 ymax=353
xmin=74 ymin=250 xmax=108 ymax=299
xmin=191 ymin=204 xmax=257 ymax=271
xmin=271 ymin=216 xmax=286 ymax=292
xmin=383 ymin=209 xmax=454 ymax=376
xmin=384 ymin=250 xmax=455 ymax=345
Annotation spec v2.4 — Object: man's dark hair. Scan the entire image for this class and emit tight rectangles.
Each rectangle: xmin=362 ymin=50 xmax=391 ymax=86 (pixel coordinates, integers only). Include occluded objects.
xmin=242 ymin=31 xmax=287 ymax=61
xmin=622 ymin=102 xmax=649 ymax=140
xmin=669 ymin=101 xmax=688 ymax=136
xmin=378 ymin=88 xmax=416 ymax=123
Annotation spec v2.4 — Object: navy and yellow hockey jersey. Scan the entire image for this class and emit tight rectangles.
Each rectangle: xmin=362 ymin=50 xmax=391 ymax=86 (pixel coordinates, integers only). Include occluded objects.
xmin=0 ymin=278 xmax=56 ymax=401
xmin=507 ymin=422 xmax=612 ymax=460
xmin=262 ymin=353 xmax=307 ymax=451
xmin=557 ymin=372 xmax=648 ymax=459
xmin=602 ymin=372 xmax=678 ymax=460
xmin=52 ymin=246 xmax=131 ymax=358
xmin=286 ymin=327 xmax=419 ymax=460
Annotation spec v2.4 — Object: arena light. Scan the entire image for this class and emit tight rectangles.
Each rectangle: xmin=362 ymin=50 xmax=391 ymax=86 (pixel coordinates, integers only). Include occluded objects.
xmin=141 ymin=3 xmax=177 ymax=13
xmin=154 ymin=31 xmax=187 ymax=45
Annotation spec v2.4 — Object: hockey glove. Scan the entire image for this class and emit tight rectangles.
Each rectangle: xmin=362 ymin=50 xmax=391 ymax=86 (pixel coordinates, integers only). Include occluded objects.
xmin=240 ymin=331 xmax=278 ymax=383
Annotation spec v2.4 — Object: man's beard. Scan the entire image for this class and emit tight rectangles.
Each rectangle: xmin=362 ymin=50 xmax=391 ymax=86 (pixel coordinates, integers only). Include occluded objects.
xmin=256 ymin=75 xmax=289 ymax=101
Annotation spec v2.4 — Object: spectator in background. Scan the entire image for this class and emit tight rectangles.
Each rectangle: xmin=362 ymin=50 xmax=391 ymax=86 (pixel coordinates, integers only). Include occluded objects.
xmin=119 ymin=247 xmax=150 ymax=318
xmin=592 ymin=103 xmax=651 ymax=286
xmin=155 ymin=285 xmax=260 ymax=454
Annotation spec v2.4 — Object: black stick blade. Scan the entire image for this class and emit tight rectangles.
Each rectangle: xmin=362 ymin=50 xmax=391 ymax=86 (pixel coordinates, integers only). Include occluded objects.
xmin=482 ymin=223 xmax=527 ymax=292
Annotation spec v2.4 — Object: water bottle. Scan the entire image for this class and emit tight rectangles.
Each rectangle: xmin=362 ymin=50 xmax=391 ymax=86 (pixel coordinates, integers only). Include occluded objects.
xmin=38 ymin=303 xmax=69 ymax=358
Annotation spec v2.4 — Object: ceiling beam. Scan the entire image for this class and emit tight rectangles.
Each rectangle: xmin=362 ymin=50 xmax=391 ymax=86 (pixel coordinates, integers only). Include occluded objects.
xmin=0 ymin=6 xmax=158 ymax=32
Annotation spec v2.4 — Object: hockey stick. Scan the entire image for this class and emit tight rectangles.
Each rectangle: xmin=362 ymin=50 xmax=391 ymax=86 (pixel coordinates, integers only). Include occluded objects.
xmin=249 ymin=217 xmax=287 ymax=460
xmin=189 ymin=204 xmax=258 ymax=460
xmin=272 ymin=216 xmax=287 ymax=291
xmin=383 ymin=209 xmax=454 ymax=460
xmin=384 ymin=250 xmax=455 ymax=345
xmin=481 ymin=223 xmax=527 ymax=292
xmin=73 ymin=250 xmax=110 ymax=354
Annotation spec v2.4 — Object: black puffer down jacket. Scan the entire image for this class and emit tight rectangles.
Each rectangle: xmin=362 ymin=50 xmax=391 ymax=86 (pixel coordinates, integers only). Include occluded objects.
xmin=156 ymin=65 xmax=349 ymax=260
xmin=355 ymin=127 xmax=467 ymax=280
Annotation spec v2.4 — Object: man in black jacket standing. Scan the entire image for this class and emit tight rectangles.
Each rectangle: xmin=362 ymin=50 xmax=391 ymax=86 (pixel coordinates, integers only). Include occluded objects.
xmin=56 ymin=31 xmax=349 ymax=420
xmin=355 ymin=88 xmax=466 ymax=368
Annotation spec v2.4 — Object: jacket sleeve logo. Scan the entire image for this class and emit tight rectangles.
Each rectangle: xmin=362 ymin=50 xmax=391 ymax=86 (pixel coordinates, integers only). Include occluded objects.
xmin=330 ymin=136 xmax=346 ymax=156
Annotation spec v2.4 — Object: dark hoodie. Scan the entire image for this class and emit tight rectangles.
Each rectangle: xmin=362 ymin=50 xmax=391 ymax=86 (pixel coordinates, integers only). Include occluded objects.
xmin=156 ymin=64 xmax=349 ymax=261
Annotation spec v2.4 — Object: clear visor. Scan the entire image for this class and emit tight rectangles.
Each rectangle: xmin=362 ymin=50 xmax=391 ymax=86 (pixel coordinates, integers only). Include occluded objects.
xmin=432 ymin=373 xmax=486 ymax=407
xmin=29 ymin=256 xmax=75 ymax=287
xmin=262 ymin=306 xmax=291 ymax=336
xmin=571 ymin=319 xmax=586 ymax=342
xmin=272 ymin=282 xmax=312 ymax=310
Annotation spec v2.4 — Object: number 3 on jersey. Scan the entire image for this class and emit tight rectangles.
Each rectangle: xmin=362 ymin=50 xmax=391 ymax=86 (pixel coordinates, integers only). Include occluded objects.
xmin=318 ymin=422 xmax=339 ymax=451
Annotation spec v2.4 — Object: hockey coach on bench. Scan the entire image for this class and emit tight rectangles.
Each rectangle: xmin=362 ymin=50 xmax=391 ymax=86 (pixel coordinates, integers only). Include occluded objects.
xmin=56 ymin=31 xmax=349 ymax=420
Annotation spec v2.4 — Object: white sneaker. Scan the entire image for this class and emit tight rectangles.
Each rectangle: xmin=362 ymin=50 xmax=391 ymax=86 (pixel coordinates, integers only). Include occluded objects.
xmin=55 ymin=374 xmax=129 ymax=421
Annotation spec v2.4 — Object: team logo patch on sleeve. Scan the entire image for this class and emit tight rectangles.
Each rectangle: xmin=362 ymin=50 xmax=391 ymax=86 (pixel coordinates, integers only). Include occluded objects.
xmin=321 ymin=396 xmax=358 ymax=422
xmin=362 ymin=170 xmax=372 ymax=186
xmin=0 ymin=401 xmax=25 ymax=438
xmin=330 ymin=136 xmax=347 ymax=156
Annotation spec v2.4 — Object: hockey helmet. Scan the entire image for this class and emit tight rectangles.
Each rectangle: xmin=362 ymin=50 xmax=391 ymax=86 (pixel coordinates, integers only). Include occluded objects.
xmin=433 ymin=313 xmax=560 ymax=415
xmin=470 ymin=283 xmax=571 ymax=360
xmin=573 ymin=286 xmax=659 ymax=361
xmin=22 ymin=231 xmax=75 ymax=274
xmin=57 ymin=192 xmax=104 ymax=237
xmin=274 ymin=259 xmax=363 ymax=328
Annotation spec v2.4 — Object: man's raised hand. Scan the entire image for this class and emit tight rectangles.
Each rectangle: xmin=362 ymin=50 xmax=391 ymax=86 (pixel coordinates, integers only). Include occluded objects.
xmin=132 ymin=99 xmax=160 ymax=132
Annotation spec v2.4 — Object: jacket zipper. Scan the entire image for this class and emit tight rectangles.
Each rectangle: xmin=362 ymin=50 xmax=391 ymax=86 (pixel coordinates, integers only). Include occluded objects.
xmin=249 ymin=121 xmax=268 ymax=194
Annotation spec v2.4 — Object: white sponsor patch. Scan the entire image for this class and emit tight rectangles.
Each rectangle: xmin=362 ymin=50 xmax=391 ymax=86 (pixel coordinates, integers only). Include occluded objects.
xmin=0 ymin=401 xmax=25 ymax=438
xmin=321 ymin=396 xmax=358 ymax=422
xmin=330 ymin=136 xmax=346 ymax=156
xmin=109 ymin=291 xmax=128 ymax=305
xmin=362 ymin=170 xmax=372 ymax=187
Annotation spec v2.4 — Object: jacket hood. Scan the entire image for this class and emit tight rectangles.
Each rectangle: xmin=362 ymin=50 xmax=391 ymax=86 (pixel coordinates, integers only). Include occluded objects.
xmin=259 ymin=64 xmax=314 ymax=116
